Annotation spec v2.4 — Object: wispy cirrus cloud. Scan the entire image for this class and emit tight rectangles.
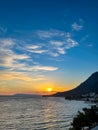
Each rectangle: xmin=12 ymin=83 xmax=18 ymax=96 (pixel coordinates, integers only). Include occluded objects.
xmin=65 ymin=38 xmax=78 ymax=49
xmin=0 ymin=38 xmax=14 ymax=48
xmin=50 ymin=41 xmax=64 ymax=46
xmin=49 ymin=39 xmax=78 ymax=57
xmin=26 ymin=45 xmax=47 ymax=54
xmin=0 ymin=38 xmax=58 ymax=72
xmin=49 ymin=40 xmax=66 ymax=55
xmin=72 ymin=22 xmax=83 ymax=31
xmin=30 ymin=65 xmax=58 ymax=71
xmin=0 ymin=38 xmax=30 ymax=69
xmin=0 ymin=71 xmax=46 ymax=81
xmin=0 ymin=29 xmax=78 ymax=75
xmin=36 ymin=29 xmax=65 ymax=39
xmin=33 ymin=30 xmax=79 ymax=57
xmin=8 ymin=64 xmax=58 ymax=72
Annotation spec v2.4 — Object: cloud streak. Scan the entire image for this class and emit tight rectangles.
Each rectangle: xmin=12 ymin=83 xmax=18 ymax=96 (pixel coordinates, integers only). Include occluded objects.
xmin=30 ymin=65 xmax=58 ymax=71
xmin=0 ymin=38 xmax=58 ymax=72
xmin=0 ymin=38 xmax=30 ymax=69
xmin=72 ymin=22 xmax=83 ymax=31
xmin=0 ymin=71 xmax=46 ymax=81
xmin=0 ymin=29 xmax=78 ymax=82
xmin=30 ymin=30 xmax=79 ymax=57
xmin=36 ymin=29 xmax=65 ymax=39
xmin=26 ymin=45 xmax=47 ymax=54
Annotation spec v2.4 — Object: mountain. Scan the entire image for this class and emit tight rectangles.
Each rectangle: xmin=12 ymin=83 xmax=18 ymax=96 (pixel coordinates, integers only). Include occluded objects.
xmin=53 ymin=72 xmax=98 ymax=97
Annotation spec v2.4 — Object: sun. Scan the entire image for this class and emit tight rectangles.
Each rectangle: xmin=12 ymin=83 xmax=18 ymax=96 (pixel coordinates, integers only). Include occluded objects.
xmin=47 ymin=87 xmax=52 ymax=92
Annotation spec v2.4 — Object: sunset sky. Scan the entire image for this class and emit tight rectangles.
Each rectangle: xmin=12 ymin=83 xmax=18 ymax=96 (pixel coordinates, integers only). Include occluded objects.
xmin=0 ymin=0 xmax=98 ymax=95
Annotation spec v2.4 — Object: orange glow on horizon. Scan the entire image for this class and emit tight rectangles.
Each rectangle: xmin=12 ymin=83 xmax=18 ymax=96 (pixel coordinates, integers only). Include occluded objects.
xmin=0 ymin=71 xmax=78 ymax=95
xmin=0 ymin=86 xmax=73 ymax=95
xmin=0 ymin=78 xmax=75 ymax=95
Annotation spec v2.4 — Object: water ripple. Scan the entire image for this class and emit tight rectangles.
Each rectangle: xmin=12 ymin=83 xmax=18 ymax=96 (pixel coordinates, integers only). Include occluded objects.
xmin=0 ymin=97 xmax=91 ymax=130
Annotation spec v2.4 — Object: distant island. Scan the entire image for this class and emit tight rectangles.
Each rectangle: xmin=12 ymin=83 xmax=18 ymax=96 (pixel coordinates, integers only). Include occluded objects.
xmin=0 ymin=94 xmax=41 ymax=98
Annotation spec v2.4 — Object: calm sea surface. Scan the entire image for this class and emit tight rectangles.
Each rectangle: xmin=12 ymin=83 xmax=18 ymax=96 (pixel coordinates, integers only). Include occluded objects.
xmin=0 ymin=97 xmax=93 ymax=130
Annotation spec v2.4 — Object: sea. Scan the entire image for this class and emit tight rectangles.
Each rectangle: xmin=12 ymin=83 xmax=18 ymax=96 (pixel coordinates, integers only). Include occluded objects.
xmin=0 ymin=96 xmax=93 ymax=130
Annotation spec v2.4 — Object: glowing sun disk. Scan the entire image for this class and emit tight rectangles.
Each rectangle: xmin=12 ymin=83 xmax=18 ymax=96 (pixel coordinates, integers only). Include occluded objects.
xmin=47 ymin=87 xmax=52 ymax=92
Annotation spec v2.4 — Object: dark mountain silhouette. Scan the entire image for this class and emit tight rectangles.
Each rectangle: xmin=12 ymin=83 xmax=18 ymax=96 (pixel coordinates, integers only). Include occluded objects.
xmin=52 ymin=72 xmax=98 ymax=97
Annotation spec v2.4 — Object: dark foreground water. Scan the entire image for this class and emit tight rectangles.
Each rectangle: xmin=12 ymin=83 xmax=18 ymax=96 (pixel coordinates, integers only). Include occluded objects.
xmin=0 ymin=97 xmax=92 ymax=130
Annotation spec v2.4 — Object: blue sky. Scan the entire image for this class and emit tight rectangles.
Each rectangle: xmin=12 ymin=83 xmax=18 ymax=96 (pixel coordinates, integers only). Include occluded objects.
xmin=0 ymin=0 xmax=98 ymax=94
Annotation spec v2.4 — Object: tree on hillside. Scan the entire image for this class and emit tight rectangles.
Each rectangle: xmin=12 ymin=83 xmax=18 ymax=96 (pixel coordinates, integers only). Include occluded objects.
xmin=70 ymin=105 xmax=98 ymax=130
